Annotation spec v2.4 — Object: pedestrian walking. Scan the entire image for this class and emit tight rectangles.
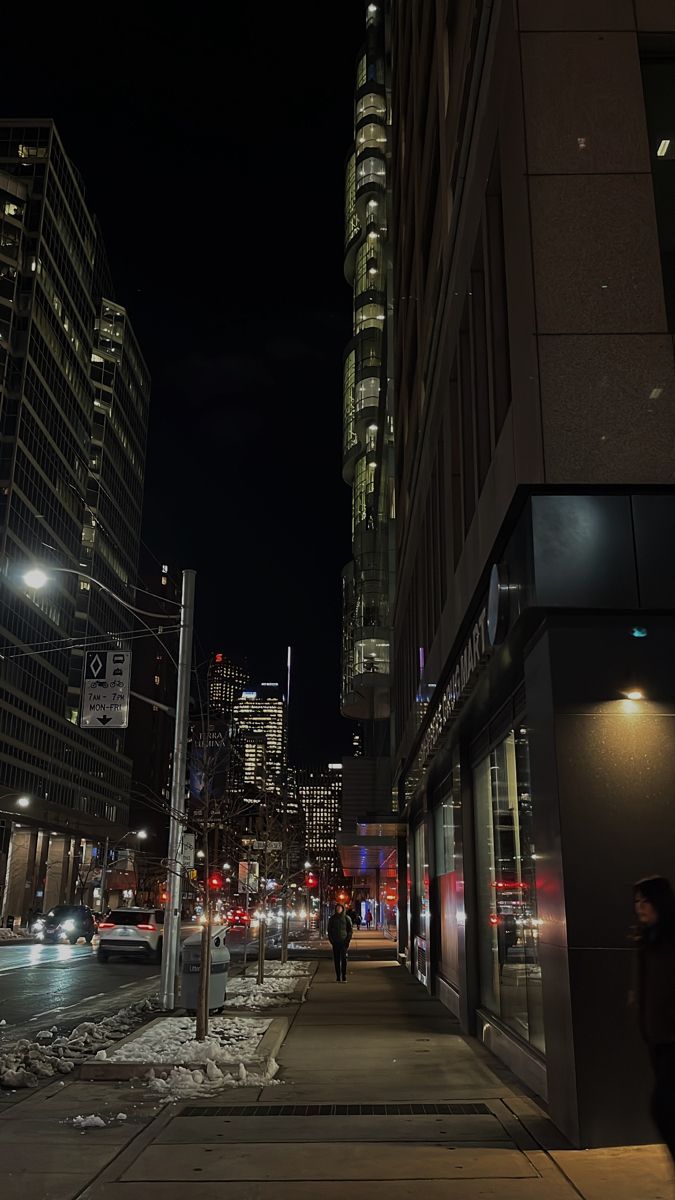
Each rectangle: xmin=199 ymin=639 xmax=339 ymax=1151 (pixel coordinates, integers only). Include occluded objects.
xmin=633 ymin=875 xmax=675 ymax=1163
xmin=365 ymin=909 xmax=373 ymax=930
xmin=327 ymin=902 xmax=352 ymax=983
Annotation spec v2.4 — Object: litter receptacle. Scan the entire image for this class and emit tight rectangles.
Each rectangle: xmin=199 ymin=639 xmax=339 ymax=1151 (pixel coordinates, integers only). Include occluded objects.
xmin=181 ymin=929 xmax=230 ymax=1014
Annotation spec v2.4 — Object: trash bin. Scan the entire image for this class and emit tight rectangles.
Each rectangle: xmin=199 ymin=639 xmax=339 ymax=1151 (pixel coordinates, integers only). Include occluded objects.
xmin=181 ymin=929 xmax=230 ymax=1014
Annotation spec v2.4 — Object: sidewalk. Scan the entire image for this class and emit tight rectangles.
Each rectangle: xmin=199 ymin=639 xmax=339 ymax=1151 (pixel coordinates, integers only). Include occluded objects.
xmin=2 ymin=953 xmax=672 ymax=1199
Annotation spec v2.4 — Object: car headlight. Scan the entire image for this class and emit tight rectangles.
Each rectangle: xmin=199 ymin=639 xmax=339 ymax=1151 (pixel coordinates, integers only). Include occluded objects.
xmin=63 ymin=919 xmax=76 ymax=931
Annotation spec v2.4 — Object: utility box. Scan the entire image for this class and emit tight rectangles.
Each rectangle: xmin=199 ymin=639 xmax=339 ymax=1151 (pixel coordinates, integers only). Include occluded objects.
xmin=181 ymin=929 xmax=230 ymax=1014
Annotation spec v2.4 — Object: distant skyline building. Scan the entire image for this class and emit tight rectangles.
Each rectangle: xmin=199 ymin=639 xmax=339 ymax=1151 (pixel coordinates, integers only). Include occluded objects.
xmin=297 ymin=763 xmax=343 ymax=878
xmin=127 ymin=551 xmax=180 ymax=837
xmin=0 ymin=120 xmax=150 ymax=924
xmin=233 ymin=682 xmax=287 ymax=799
xmin=209 ymin=652 xmax=248 ymax=726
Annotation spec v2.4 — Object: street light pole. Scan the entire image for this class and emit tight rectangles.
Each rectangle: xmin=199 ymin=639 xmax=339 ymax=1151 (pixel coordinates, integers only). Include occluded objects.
xmin=159 ymin=568 xmax=196 ymax=1011
xmin=99 ymin=835 xmax=109 ymax=913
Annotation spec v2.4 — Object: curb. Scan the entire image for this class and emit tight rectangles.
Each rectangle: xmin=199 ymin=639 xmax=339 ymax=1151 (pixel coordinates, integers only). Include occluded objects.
xmin=79 ymin=1015 xmax=289 ymax=1081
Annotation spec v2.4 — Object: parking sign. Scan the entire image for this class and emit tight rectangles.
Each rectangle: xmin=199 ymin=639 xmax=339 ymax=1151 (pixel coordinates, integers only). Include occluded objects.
xmin=80 ymin=651 xmax=131 ymax=729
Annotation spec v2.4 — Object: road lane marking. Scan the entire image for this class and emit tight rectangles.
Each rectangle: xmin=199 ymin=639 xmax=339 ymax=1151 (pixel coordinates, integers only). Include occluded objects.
xmin=0 ymin=957 xmax=94 ymax=976
xmin=30 ymin=992 xmax=105 ymax=1021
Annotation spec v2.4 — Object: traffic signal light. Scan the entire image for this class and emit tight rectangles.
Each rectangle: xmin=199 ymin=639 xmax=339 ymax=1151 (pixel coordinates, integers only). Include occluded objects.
xmin=209 ymin=873 xmax=223 ymax=890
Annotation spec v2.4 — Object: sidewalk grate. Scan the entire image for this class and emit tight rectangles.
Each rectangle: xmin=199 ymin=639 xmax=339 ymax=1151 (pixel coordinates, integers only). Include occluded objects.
xmin=180 ymin=1102 xmax=491 ymax=1118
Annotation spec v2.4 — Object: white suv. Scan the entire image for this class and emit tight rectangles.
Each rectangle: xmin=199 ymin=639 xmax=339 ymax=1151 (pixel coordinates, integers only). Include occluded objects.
xmin=97 ymin=908 xmax=164 ymax=963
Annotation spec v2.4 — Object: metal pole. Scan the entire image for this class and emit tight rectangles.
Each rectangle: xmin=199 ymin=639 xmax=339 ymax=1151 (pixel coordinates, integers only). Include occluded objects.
xmin=98 ymin=835 xmax=109 ymax=913
xmin=159 ymin=568 xmax=196 ymax=1011
xmin=242 ymin=849 xmax=250 ymax=976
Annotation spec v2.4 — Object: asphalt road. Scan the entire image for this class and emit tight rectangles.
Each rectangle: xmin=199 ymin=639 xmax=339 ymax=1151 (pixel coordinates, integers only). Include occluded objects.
xmin=0 ymin=941 xmax=160 ymax=1029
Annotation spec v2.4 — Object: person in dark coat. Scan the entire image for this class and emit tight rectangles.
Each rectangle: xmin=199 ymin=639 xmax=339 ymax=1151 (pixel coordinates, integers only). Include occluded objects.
xmin=327 ymin=903 xmax=352 ymax=983
xmin=633 ymin=875 xmax=675 ymax=1163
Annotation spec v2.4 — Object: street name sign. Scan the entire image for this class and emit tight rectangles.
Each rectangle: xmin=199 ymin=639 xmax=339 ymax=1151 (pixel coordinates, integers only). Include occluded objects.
xmin=252 ymin=840 xmax=282 ymax=851
xmin=80 ymin=651 xmax=131 ymax=729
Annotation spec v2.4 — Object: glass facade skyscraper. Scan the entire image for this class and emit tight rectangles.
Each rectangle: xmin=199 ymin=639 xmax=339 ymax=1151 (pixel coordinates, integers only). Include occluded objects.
xmin=233 ymin=684 xmax=287 ymax=799
xmin=0 ymin=121 xmax=150 ymax=923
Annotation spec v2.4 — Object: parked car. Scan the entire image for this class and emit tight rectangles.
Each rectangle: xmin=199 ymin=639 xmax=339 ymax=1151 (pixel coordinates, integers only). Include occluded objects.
xmin=40 ymin=904 xmax=96 ymax=944
xmin=97 ymin=908 xmax=164 ymax=963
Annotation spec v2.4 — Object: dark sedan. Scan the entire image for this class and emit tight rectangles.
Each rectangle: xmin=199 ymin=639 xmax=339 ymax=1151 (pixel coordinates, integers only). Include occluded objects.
xmin=39 ymin=904 xmax=97 ymax=944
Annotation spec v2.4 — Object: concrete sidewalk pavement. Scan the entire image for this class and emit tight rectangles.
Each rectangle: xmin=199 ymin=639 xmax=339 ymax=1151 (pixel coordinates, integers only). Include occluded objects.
xmin=2 ymin=956 xmax=673 ymax=1199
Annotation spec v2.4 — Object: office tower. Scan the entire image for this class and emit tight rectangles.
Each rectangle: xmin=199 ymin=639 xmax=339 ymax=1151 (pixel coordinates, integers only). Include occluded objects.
xmin=208 ymin=652 xmax=248 ymax=725
xmin=233 ymin=683 xmax=287 ymax=799
xmin=0 ymin=121 xmax=150 ymax=923
xmin=297 ymin=764 xmax=343 ymax=878
xmin=389 ymin=0 xmax=675 ymax=1150
xmin=339 ymin=0 xmax=398 ymax=920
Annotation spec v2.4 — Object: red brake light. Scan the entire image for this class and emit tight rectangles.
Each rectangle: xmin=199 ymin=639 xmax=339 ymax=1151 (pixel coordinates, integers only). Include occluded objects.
xmin=98 ymin=921 xmax=115 ymax=929
xmin=137 ymin=923 xmax=157 ymax=931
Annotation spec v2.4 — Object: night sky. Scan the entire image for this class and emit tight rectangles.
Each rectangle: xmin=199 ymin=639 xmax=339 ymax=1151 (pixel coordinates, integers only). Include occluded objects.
xmin=2 ymin=4 xmax=365 ymax=765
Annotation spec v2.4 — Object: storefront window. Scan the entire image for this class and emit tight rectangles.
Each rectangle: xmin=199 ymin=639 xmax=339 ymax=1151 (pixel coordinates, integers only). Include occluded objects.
xmin=474 ymin=728 xmax=545 ymax=1053
xmin=413 ymin=820 xmax=430 ymax=944
xmin=433 ymin=786 xmax=461 ymax=987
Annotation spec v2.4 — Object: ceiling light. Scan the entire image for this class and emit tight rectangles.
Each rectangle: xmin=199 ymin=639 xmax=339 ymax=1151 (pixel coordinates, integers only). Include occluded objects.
xmin=657 ymin=139 xmax=670 ymax=157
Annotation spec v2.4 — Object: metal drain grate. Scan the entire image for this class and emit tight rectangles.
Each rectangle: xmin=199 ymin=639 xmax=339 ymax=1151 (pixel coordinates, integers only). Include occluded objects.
xmin=180 ymin=1102 xmax=491 ymax=1118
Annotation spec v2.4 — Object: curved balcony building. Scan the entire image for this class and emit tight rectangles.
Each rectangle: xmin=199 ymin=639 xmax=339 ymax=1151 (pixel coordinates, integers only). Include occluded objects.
xmin=341 ymin=2 xmax=394 ymax=725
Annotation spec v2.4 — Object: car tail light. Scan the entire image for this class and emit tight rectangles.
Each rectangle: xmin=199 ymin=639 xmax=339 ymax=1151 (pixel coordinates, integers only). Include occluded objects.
xmin=98 ymin=922 xmax=115 ymax=929
xmin=137 ymin=923 xmax=156 ymax=931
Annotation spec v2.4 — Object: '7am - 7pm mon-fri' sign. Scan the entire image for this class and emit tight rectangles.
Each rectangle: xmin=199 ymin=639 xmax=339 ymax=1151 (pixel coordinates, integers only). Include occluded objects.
xmin=80 ymin=651 xmax=131 ymax=729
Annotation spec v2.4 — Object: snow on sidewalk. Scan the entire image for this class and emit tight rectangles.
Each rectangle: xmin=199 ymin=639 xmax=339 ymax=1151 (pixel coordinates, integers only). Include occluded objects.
xmin=224 ymin=960 xmax=312 ymax=1009
xmin=146 ymin=1058 xmax=282 ymax=1101
xmin=107 ymin=1016 xmax=270 ymax=1065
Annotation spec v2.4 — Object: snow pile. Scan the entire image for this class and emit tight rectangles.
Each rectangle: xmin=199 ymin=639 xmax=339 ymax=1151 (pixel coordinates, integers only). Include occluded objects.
xmin=146 ymin=1055 xmax=281 ymax=1100
xmin=72 ymin=1114 xmax=106 ymax=1129
xmin=224 ymin=962 xmax=311 ymax=1009
xmin=108 ymin=1016 xmax=270 ymax=1065
xmin=0 ymin=997 xmax=158 ymax=1089
xmin=69 ymin=1112 xmax=128 ymax=1129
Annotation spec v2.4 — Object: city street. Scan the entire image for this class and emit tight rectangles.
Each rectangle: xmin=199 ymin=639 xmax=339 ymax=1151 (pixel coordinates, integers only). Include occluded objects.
xmin=0 ymin=922 xmax=301 ymax=1031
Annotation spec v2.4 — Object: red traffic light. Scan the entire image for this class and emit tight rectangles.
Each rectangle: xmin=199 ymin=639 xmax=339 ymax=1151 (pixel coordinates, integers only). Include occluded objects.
xmin=209 ymin=873 xmax=223 ymax=890
xmin=305 ymin=873 xmax=318 ymax=888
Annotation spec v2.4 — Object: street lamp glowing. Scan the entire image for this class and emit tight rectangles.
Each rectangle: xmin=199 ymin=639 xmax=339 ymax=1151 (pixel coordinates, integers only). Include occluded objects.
xmin=24 ymin=568 xmax=49 ymax=590
xmin=16 ymin=797 xmax=30 ymax=808
xmin=196 ymin=849 xmax=205 ymax=859
xmin=304 ymin=860 xmax=312 ymax=870
xmin=223 ymin=862 xmax=231 ymax=870
xmin=135 ymin=829 xmax=148 ymax=840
